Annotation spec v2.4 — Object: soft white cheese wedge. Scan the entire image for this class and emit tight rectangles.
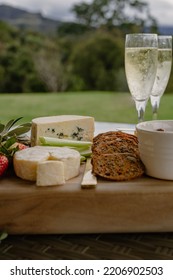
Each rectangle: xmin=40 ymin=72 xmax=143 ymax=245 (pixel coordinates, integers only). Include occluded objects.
xmin=31 ymin=115 xmax=94 ymax=146
xmin=49 ymin=150 xmax=80 ymax=180
xmin=13 ymin=146 xmax=80 ymax=184
xmin=36 ymin=161 xmax=65 ymax=186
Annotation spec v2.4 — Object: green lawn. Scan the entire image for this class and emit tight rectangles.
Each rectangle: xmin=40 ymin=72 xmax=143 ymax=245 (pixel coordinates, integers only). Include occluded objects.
xmin=1 ymin=91 xmax=173 ymax=124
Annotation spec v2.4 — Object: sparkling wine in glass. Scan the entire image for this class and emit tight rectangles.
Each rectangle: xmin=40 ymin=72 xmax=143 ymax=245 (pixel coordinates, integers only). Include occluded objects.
xmin=150 ymin=35 xmax=172 ymax=119
xmin=125 ymin=33 xmax=158 ymax=122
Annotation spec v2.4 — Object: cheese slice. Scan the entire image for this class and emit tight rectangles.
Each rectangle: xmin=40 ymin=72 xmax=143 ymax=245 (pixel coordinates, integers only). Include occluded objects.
xmin=36 ymin=161 xmax=65 ymax=186
xmin=49 ymin=150 xmax=80 ymax=180
xmin=31 ymin=115 xmax=94 ymax=146
xmin=13 ymin=146 xmax=80 ymax=183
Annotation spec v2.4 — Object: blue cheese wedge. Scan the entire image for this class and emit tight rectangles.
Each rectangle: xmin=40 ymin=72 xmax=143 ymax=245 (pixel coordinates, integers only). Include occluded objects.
xmin=31 ymin=115 xmax=94 ymax=146
xmin=13 ymin=146 xmax=80 ymax=185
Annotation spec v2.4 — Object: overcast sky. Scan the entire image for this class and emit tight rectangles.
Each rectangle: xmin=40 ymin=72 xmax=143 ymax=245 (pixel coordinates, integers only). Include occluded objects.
xmin=0 ymin=0 xmax=173 ymax=26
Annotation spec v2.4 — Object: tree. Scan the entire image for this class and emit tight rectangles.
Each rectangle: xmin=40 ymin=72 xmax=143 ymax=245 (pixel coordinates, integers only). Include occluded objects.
xmin=33 ymin=46 xmax=67 ymax=92
xmin=57 ymin=22 xmax=93 ymax=37
xmin=68 ymin=31 xmax=124 ymax=91
xmin=71 ymin=0 xmax=157 ymax=32
xmin=2 ymin=45 xmax=45 ymax=93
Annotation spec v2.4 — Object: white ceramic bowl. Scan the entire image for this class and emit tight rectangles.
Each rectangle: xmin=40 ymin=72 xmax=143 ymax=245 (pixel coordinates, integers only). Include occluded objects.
xmin=136 ymin=120 xmax=173 ymax=180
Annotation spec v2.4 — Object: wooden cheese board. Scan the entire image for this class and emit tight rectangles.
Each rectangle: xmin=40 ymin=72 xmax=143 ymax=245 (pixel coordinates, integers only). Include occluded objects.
xmin=1 ymin=163 xmax=173 ymax=234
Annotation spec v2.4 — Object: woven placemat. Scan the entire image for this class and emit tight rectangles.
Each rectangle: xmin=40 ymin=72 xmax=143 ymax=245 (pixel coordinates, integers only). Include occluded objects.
xmin=1 ymin=232 xmax=173 ymax=260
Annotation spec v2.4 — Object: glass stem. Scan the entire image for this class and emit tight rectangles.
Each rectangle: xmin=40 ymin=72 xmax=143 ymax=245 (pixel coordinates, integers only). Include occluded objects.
xmin=150 ymin=95 xmax=161 ymax=120
xmin=138 ymin=107 xmax=144 ymax=123
xmin=135 ymin=100 xmax=146 ymax=123
xmin=152 ymin=102 xmax=158 ymax=120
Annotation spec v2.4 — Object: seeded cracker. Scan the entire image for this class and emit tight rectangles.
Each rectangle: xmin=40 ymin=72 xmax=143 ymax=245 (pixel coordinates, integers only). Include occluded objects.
xmin=91 ymin=131 xmax=145 ymax=181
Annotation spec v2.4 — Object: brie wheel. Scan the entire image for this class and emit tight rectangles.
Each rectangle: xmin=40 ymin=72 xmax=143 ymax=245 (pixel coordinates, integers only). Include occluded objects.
xmin=13 ymin=146 xmax=80 ymax=185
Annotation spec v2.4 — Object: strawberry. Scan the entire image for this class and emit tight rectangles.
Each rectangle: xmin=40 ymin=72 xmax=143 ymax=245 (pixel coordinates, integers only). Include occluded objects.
xmin=0 ymin=154 xmax=9 ymax=176
xmin=10 ymin=142 xmax=28 ymax=151
xmin=16 ymin=143 xmax=28 ymax=150
xmin=0 ymin=118 xmax=31 ymax=175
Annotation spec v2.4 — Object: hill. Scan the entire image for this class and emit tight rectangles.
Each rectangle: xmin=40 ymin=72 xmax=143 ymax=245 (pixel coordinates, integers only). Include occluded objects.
xmin=0 ymin=4 xmax=173 ymax=36
xmin=0 ymin=4 xmax=61 ymax=35
xmin=158 ymin=25 xmax=173 ymax=35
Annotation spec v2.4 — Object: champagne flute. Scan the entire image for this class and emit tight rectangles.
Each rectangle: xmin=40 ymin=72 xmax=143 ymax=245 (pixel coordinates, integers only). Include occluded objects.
xmin=125 ymin=33 xmax=158 ymax=122
xmin=150 ymin=35 xmax=172 ymax=119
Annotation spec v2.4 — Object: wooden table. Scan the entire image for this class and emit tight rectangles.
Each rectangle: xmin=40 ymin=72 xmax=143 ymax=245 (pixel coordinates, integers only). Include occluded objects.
xmin=1 ymin=122 xmax=173 ymax=260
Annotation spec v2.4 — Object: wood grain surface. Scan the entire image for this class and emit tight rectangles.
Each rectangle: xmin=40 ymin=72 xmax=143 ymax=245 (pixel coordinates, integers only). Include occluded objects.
xmin=1 ymin=164 xmax=173 ymax=234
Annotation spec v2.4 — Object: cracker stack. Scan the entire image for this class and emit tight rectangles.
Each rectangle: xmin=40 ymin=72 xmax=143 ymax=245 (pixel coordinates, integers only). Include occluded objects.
xmin=91 ymin=131 xmax=145 ymax=181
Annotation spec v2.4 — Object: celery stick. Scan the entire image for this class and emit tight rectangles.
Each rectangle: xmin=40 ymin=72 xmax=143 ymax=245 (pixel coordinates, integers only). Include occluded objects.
xmin=79 ymin=148 xmax=92 ymax=157
xmin=80 ymin=156 xmax=86 ymax=163
xmin=66 ymin=146 xmax=91 ymax=158
xmin=39 ymin=136 xmax=92 ymax=159
xmin=39 ymin=136 xmax=92 ymax=148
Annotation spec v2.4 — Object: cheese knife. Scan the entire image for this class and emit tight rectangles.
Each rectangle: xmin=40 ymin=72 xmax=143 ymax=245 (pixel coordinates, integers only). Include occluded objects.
xmin=81 ymin=158 xmax=97 ymax=188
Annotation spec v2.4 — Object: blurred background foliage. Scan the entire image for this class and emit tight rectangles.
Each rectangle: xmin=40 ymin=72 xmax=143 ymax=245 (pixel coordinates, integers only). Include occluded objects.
xmin=0 ymin=0 xmax=172 ymax=94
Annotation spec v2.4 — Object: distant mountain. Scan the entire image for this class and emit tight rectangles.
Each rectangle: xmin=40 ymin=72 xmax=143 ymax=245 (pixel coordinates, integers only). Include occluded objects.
xmin=158 ymin=25 xmax=173 ymax=35
xmin=0 ymin=4 xmax=173 ymax=36
xmin=0 ymin=4 xmax=61 ymax=35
